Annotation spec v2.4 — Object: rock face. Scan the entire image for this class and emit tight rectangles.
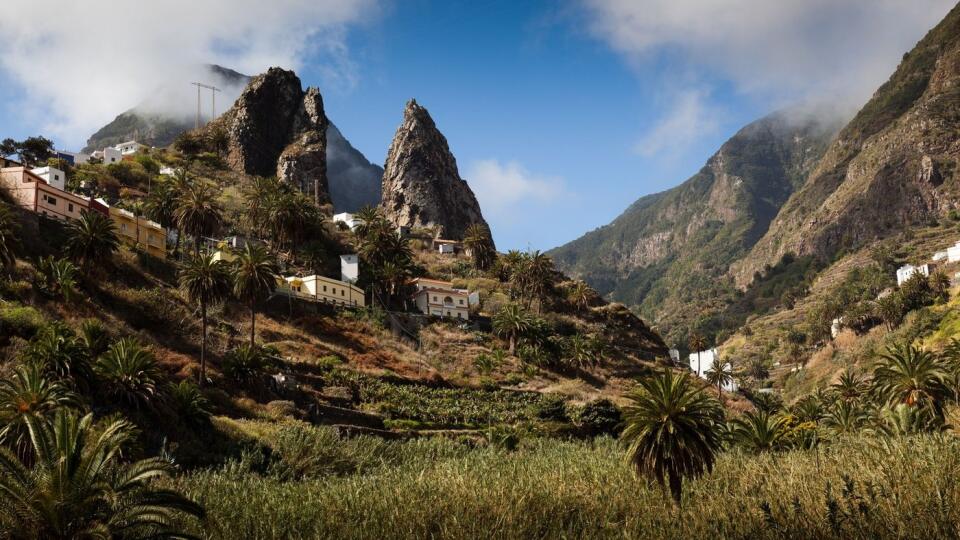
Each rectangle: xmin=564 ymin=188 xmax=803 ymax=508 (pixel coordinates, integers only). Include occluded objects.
xmin=731 ymin=3 xmax=960 ymax=285
xmin=84 ymin=65 xmax=384 ymax=212
xmin=211 ymin=68 xmax=329 ymax=204
xmin=380 ymin=99 xmax=490 ymax=241
xmin=550 ymin=106 xmax=842 ymax=329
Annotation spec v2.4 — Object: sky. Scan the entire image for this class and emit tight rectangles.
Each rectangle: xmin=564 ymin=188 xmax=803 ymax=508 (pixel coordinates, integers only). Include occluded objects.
xmin=0 ymin=0 xmax=955 ymax=251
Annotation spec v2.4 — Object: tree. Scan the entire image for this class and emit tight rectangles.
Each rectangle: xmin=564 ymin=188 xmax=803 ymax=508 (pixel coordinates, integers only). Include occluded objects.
xmin=930 ymin=270 xmax=951 ymax=300
xmin=174 ymin=131 xmax=204 ymax=156
xmin=352 ymin=205 xmax=388 ymax=243
xmin=36 ymin=256 xmax=79 ymax=303
xmin=492 ymin=304 xmax=534 ymax=355
xmin=179 ymin=253 xmax=232 ymax=385
xmin=232 ymin=244 xmax=281 ymax=348
xmin=64 ymin=211 xmax=119 ymax=272
xmin=830 ymin=370 xmax=865 ymax=402
xmin=705 ymin=361 xmax=735 ymax=400
xmin=0 ymin=363 xmax=77 ymax=458
xmin=688 ymin=333 xmax=708 ymax=377
xmin=822 ymin=400 xmax=868 ymax=436
xmin=143 ymin=178 xmax=179 ymax=256
xmin=95 ymin=338 xmax=162 ymax=410
xmin=207 ymin=125 xmax=230 ymax=158
xmin=266 ymin=190 xmax=316 ymax=258
xmin=175 ymin=181 xmax=223 ymax=255
xmin=463 ymin=223 xmax=495 ymax=271
xmin=2 ymin=136 xmax=54 ymax=166
xmin=621 ymin=369 xmax=724 ymax=506
xmin=566 ymin=280 xmax=595 ymax=311
xmin=563 ymin=334 xmax=595 ymax=369
xmin=24 ymin=323 xmax=93 ymax=391
xmin=875 ymin=292 xmax=905 ymax=330
xmin=729 ymin=410 xmax=790 ymax=452
xmin=0 ymin=410 xmax=205 ymax=537
xmin=873 ymin=343 xmax=949 ymax=420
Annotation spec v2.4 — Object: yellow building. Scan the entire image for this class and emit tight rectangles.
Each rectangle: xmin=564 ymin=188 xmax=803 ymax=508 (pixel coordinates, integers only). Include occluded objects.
xmin=277 ymin=275 xmax=365 ymax=307
xmin=109 ymin=207 xmax=167 ymax=259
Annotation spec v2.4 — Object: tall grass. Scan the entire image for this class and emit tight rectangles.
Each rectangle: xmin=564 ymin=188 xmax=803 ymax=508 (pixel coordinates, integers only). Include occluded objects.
xmin=172 ymin=433 xmax=960 ymax=539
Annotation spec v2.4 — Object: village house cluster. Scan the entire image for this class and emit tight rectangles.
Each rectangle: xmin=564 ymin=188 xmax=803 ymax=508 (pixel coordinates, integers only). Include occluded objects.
xmin=0 ymin=153 xmax=168 ymax=260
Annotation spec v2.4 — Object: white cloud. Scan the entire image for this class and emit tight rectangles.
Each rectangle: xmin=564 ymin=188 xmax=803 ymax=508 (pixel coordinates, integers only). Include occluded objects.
xmin=466 ymin=159 xmax=567 ymax=222
xmin=0 ymin=0 xmax=378 ymax=148
xmin=634 ymin=89 xmax=720 ymax=157
xmin=584 ymin=0 xmax=955 ymax=152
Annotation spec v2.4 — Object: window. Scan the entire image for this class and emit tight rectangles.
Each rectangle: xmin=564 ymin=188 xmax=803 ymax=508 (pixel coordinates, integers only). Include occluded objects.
xmin=458 ymin=299 xmax=464 ymax=305
xmin=433 ymin=296 xmax=438 ymax=302
xmin=323 ymin=285 xmax=327 ymax=292
xmin=54 ymin=174 xmax=60 ymax=181
xmin=43 ymin=194 xmax=57 ymax=206
xmin=68 ymin=203 xmax=74 ymax=212
xmin=341 ymin=290 xmax=345 ymax=296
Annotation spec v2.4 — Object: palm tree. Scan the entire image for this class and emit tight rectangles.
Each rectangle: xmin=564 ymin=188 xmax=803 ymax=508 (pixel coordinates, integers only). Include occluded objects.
xmin=873 ymin=343 xmax=950 ymax=419
xmin=822 ymin=400 xmax=868 ymax=436
xmin=64 ymin=210 xmax=119 ymax=272
xmin=175 ymin=180 xmax=223 ymax=255
xmin=24 ymin=323 xmax=93 ymax=391
xmin=930 ymin=270 xmax=951 ymax=300
xmin=0 ymin=363 xmax=77 ymax=457
xmin=179 ymin=253 xmax=232 ymax=385
xmin=353 ymin=205 xmax=388 ymax=243
xmin=524 ymin=251 xmax=555 ymax=312
xmin=492 ymin=304 xmax=534 ymax=355
xmin=875 ymin=292 xmax=904 ymax=330
xmin=232 ymin=244 xmax=281 ymax=348
xmin=564 ymin=334 xmax=595 ymax=369
xmin=207 ymin=125 xmax=230 ymax=158
xmin=688 ymin=333 xmax=708 ymax=377
xmin=830 ymin=370 xmax=865 ymax=402
xmin=495 ymin=249 xmax=525 ymax=286
xmin=462 ymin=223 xmax=495 ymax=271
xmin=243 ymin=176 xmax=279 ymax=238
xmin=567 ymin=280 xmax=594 ymax=311
xmin=0 ymin=410 xmax=204 ymax=537
xmin=705 ymin=361 xmax=735 ymax=400
xmin=0 ymin=203 xmax=19 ymax=277
xmin=729 ymin=410 xmax=790 ymax=452
xmin=266 ymin=190 xmax=315 ymax=258
xmin=95 ymin=338 xmax=162 ymax=410
xmin=36 ymin=256 xmax=79 ymax=303
xmin=143 ymin=178 xmax=179 ymax=256
xmin=621 ymin=369 xmax=724 ymax=506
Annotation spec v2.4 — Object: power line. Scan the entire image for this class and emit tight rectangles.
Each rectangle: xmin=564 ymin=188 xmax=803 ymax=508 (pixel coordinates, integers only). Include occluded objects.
xmin=190 ymin=82 xmax=221 ymax=128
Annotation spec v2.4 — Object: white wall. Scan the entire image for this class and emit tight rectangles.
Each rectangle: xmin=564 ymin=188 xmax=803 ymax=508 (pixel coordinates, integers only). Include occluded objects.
xmin=102 ymin=147 xmax=122 ymax=164
xmin=340 ymin=254 xmax=359 ymax=283
xmin=31 ymin=166 xmax=66 ymax=190
xmin=688 ymin=348 xmax=717 ymax=377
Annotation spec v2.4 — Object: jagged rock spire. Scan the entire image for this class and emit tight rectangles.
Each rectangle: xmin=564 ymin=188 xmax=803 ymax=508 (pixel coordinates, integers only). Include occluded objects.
xmin=380 ymin=99 xmax=491 ymax=243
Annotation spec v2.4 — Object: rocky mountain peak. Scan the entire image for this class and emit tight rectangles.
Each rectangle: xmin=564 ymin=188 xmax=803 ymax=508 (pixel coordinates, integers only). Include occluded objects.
xmin=380 ymin=99 xmax=491 ymax=242
xmin=210 ymin=67 xmax=329 ymax=204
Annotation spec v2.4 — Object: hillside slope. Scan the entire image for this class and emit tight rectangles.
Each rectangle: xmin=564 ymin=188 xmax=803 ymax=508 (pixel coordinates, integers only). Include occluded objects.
xmin=731 ymin=3 xmax=960 ymax=286
xmin=550 ymin=107 xmax=841 ymax=338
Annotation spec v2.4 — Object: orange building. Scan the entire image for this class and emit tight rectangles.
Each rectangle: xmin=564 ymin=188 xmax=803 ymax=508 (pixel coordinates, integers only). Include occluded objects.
xmin=0 ymin=166 xmax=102 ymax=222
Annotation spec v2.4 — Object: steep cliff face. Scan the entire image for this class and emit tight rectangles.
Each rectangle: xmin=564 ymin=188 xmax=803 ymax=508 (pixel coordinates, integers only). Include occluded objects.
xmin=550 ymin=107 xmax=841 ymax=324
xmin=732 ymin=3 xmax=960 ymax=286
xmin=85 ymin=65 xmax=383 ymax=212
xmin=209 ymin=67 xmax=329 ymax=204
xmin=380 ymin=99 xmax=490 ymax=241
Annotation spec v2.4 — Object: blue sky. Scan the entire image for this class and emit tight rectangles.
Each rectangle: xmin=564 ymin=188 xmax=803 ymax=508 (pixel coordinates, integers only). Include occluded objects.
xmin=0 ymin=0 xmax=954 ymax=251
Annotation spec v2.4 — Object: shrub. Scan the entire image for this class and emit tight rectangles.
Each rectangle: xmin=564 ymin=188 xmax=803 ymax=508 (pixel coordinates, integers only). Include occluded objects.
xmin=167 ymin=380 xmax=211 ymax=426
xmin=486 ymin=425 xmax=521 ymax=451
xmin=0 ymin=304 xmax=44 ymax=340
xmin=222 ymin=344 xmax=269 ymax=384
xmin=533 ymin=394 xmax=569 ymax=422
xmin=576 ymin=399 xmax=622 ymax=436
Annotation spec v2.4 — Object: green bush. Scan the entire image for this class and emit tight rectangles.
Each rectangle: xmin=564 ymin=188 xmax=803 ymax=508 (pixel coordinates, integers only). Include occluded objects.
xmin=575 ymin=399 xmax=622 ymax=436
xmin=533 ymin=394 xmax=569 ymax=422
xmin=222 ymin=344 xmax=269 ymax=384
xmin=0 ymin=304 xmax=45 ymax=340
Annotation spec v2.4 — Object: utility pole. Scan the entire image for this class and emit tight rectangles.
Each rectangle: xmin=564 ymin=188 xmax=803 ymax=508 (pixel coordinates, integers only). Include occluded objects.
xmin=191 ymin=82 xmax=221 ymax=127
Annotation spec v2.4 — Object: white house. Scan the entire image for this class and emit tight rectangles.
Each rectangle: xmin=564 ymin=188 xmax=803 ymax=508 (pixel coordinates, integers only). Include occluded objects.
xmin=433 ymin=239 xmax=459 ymax=254
xmin=947 ymin=241 xmax=960 ymax=263
xmin=30 ymin=166 xmax=66 ymax=191
xmin=410 ymin=277 xmax=470 ymax=320
xmin=55 ymin=151 xmax=89 ymax=165
xmin=115 ymin=141 xmax=145 ymax=155
xmin=668 ymin=349 xmax=681 ymax=364
xmin=897 ymin=263 xmax=934 ymax=286
xmin=277 ymin=275 xmax=365 ymax=307
xmin=340 ymin=254 xmax=359 ymax=283
xmin=333 ymin=212 xmax=360 ymax=230
xmin=688 ymin=348 xmax=718 ymax=377
xmin=159 ymin=166 xmax=179 ymax=176
xmin=92 ymin=147 xmax=122 ymax=164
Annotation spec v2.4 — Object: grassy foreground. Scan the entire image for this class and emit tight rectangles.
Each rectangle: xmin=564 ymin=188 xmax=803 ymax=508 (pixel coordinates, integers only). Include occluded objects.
xmin=172 ymin=431 xmax=960 ymax=539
